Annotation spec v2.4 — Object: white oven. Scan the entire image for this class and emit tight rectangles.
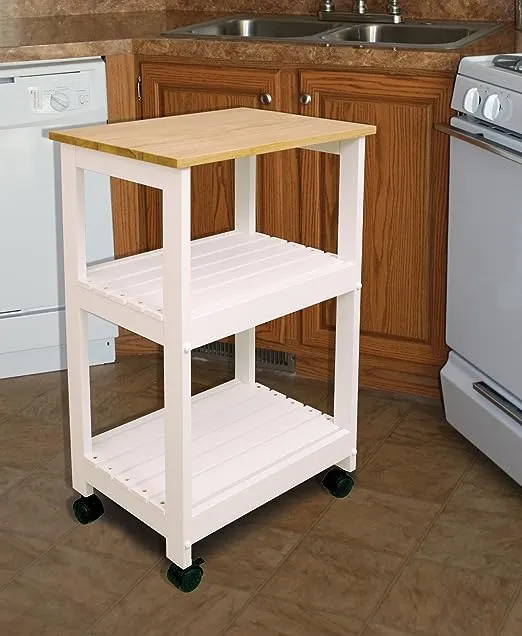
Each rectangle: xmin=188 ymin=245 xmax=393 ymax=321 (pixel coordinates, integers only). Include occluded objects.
xmin=440 ymin=63 xmax=522 ymax=485
xmin=444 ymin=117 xmax=522 ymax=400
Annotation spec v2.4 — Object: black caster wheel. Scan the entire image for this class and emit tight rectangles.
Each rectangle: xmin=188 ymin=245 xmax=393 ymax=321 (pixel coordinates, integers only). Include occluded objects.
xmin=322 ymin=467 xmax=354 ymax=498
xmin=72 ymin=494 xmax=104 ymax=525
xmin=167 ymin=558 xmax=205 ymax=593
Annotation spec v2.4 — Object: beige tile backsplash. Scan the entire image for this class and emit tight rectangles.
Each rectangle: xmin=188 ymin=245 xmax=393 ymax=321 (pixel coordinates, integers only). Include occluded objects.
xmin=165 ymin=0 xmax=514 ymax=21
xmin=1 ymin=0 xmax=515 ymax=22
xmin=1 ymin=1 xmax=164 ymax=18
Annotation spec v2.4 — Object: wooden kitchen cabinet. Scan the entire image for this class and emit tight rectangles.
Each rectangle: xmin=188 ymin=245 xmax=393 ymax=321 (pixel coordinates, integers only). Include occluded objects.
xmin=109 ymin=56 xmax=454 ymax=398
xmin=296 ymin=70 xmax=453 ymax=396
xmin=139 ymin=61 xmax=300 ymax=349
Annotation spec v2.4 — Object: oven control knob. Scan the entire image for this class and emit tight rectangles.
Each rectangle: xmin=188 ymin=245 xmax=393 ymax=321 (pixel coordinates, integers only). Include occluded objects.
xmin=50 ymin=91 xmax=70 ymax=112
xmin=483 ymin=93 xmax=502 ymax=121
xmin=463 ymin=87 xmax=481 ymax=114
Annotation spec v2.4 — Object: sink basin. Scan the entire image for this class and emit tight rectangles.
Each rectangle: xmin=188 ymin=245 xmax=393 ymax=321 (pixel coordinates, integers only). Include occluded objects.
xmin=321 ymin=21 xmax=500 ymax=49
xmin=163 ymin=16 xmax=340 ymax=40
xmin=162 ymin=16 xmax=502 ymax=50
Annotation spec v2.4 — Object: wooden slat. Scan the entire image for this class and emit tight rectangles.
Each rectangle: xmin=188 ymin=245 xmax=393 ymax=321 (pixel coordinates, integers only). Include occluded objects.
xmin=123 ymin=393 xmax=304 ymax=502
xmin=192 ymin=238 xmax=284 ymax=275
xmin=49 ymin=107 xmax=376 ymax=169
xmin=98 ymin=438 xmax=164 ymax=476
xmin=190 ymin=412 xmax=334 ymax=506
xmin=191 ymin=229 xmax=253 ymax=256
xmin=193 ymin=396 xmax=301 ymax=455
xmin=92 ymin=410 xmax=163 ymax=461
xmin=192 ymin=246 xmax=322 ymax=293
xmin=192 ymin=402 xmax=314 ymax=476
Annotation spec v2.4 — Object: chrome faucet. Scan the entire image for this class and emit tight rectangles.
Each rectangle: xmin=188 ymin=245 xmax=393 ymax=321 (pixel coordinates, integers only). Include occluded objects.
xmin=318 ymin=0 xmax=403 ymax=23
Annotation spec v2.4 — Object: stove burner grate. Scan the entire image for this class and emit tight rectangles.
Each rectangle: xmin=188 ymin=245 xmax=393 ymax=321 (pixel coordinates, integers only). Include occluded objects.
xmin=493 ymin=54 xmax=522 ymax=73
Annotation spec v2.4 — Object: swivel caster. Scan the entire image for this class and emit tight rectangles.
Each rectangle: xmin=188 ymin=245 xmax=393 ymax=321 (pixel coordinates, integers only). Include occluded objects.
xmin=322 ymin=466 xmax=354 ymax=498
xmin=72 ymin=494 xmax=104 ymax=525
xmin=167 ymin=557 xmax=205 ymax=593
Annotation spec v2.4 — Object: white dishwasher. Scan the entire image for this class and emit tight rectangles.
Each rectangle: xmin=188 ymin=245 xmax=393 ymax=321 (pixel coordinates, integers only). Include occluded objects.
xmin=0 ymin=57 xmax=116 ymax=379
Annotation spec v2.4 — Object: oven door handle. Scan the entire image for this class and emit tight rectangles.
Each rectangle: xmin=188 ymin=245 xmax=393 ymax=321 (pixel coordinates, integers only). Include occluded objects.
xmin=435 ymin=123 xmax=522 ymax=166
xmin=473 ymin=381 xmax=522 ymax=427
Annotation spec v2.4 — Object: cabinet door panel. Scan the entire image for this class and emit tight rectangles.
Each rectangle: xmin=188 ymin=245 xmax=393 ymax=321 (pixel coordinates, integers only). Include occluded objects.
xmin=298 ymin=71 xmax=452 ymax=392
xmin=140 ymin=62 xmax=298 ymax=347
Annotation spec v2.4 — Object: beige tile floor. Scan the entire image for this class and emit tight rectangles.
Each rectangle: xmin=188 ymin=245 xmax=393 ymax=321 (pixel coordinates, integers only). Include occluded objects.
xmin=1 ymin=354 xmax=522 ymax=635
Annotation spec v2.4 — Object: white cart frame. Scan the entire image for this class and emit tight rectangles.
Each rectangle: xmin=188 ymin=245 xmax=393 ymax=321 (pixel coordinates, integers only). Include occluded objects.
xmin=60 ymin=135 xmax=365 ymax=571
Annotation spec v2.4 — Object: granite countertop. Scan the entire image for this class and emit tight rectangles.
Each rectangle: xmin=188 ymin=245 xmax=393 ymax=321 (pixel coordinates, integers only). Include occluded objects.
xmin=0 ymin=10 xmax=207 ymax=62
xmin=0 ymin=10 xmax=518 ymax=72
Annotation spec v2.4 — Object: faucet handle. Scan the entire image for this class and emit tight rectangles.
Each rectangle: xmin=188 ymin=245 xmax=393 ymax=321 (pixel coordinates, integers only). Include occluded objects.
xmin=321 ymin=0 xmax=335 ymax=11
xmin=352 ymin=0 xmax=368 ymax=14
xmin=387 ymin=0 xmax=402 ymax=16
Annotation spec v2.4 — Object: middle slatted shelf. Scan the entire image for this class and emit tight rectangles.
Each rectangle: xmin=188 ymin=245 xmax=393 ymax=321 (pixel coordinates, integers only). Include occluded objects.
xmin=78 ymin=229 xmax=356 ymax=348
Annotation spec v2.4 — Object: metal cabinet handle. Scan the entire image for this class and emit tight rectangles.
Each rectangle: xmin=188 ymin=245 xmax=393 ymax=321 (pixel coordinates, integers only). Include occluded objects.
xmin=435 ymin=123 xmax=522 ymax=166
xmin=299 ymin=93 xmax=312 ymax=106
xmin=258 ymin=92 xmax=272 ymax=105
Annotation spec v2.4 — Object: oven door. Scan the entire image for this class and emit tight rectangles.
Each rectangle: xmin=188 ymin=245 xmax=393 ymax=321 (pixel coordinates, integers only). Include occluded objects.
xmin=440 ymin=119 xmax=522 ymax=400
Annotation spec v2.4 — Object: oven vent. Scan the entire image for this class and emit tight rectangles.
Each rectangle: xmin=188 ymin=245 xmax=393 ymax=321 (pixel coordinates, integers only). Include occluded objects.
xmin=193 ymin=341 xmax=296 ymax=373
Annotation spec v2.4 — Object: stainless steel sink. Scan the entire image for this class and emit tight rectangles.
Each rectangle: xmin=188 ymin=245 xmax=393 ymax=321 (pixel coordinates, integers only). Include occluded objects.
xmin=320 ymin=21 xmax=498 ymax=48
xmin=162 ymin=16 xmax=342 ymax=41
xmin=162 ymin=15 xmax=502 ymax=50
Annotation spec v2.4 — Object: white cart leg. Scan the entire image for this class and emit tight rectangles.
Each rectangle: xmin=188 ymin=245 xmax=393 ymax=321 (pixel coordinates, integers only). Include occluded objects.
xmin=335 ymin=290 xmax=361 ymax=472
xmin=61 ymin=145 xmax=92 ymax=496
xmin=162 ymin=167 xmax=193 ymax=569
xmin=234 ymin=156 xmax=257 ymax=384
xmin=335 ymin=138 xmax=366 ymax=472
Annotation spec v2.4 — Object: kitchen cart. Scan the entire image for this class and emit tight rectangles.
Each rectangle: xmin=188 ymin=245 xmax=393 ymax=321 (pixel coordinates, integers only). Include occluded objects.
xmin=50 ymin=108 xmax=375 ymax=593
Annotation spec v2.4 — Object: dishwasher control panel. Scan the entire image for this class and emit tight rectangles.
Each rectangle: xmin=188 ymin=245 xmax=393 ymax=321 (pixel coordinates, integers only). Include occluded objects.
xmin=0 ymin=58 xmax=107 ymax=128
xmin=29 ymin=81 xmax=90 ymax=113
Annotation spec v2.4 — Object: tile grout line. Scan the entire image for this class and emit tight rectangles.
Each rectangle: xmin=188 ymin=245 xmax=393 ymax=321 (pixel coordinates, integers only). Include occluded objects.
xmin=215 ymin=493 xmax=339 ymax=636
xmin=355 ymin=452 xmax=480 ymax=636
xmin=0 ymin=451 xmax=80 ymax=594
xmin=214 ymin=402 xmax=415 ymax=635
xmin=0 ymin=449 xmax=161 ymax=602
xmin=356 ymin=406 xmax=413 ymax=471
xmin=1 ymin=447 xmax=65 ymax=498
xmin=83 ymin=556 xmax=165 ymax=636
xmin=0 ymin=520 xmax=81 ymax=595
xmin=495 ymin=578 xmax=522 ymax=635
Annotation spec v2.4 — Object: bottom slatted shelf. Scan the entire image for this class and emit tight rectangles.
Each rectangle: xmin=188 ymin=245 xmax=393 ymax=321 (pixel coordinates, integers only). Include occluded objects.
xmin=86 ymin=379 xmax=351 ymax=541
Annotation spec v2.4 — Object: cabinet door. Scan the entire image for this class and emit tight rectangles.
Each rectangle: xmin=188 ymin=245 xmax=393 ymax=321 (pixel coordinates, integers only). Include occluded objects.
xmin=298 ymin=71 xmax=452 ymax=396
xmin=140 ymin=62 xmax=298 ymax=348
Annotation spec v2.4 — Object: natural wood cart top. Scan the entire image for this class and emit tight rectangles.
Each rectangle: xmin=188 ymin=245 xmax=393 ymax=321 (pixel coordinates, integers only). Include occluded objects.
xmin=48 ymin=107 xmax=376 ymax=169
